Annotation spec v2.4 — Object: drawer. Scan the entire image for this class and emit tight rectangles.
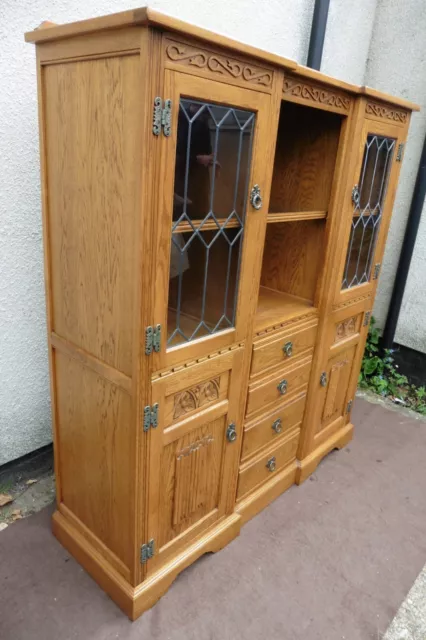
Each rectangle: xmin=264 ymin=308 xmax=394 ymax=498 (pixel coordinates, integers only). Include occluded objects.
xmin=251 ymin=320 xmax=317 ymax=377
xmin=241 ymin=392 xmax=306 ymax=462
xmin=237 ymin=428 xmax=300 ymax=500
xmin=246 ymin=355 xmax=312 ymax=417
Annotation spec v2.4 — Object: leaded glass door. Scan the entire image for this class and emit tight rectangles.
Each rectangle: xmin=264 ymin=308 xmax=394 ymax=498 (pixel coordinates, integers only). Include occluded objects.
xmin=152 ymin=71 xmax=271 ymax=369
xmin=337 ymin=120 xmax=404 ymax=303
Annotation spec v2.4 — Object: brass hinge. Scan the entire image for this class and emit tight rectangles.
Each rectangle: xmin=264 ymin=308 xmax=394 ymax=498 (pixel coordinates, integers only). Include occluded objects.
xmin=140 ymin=539 xmax=155 ymax=564
xmin=396 ymin=143 xmax=405 ymax=162
xmin=145 ymin=324 xmax=161 ymax=355
xmin=372 ymin=263 xmax=381 ymax=280
xmin=346 ymin=399 xmax=353 ymax=414
xmin=152 ymin=97 xmax=172 ymax=137
xmin=363 ymin=311 xmax=371 ymax=327
xmin=143 ymin=403 xmax=159 ymax=432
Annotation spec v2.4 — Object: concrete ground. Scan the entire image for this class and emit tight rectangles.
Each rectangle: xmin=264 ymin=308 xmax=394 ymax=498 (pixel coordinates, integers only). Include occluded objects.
xmin=0 ymin=396 xmax=425 ymax=640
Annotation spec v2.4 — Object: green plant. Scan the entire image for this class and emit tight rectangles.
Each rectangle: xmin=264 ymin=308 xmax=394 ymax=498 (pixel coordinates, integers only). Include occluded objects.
xmin=359 ymin=316 xmax=426 ymax=415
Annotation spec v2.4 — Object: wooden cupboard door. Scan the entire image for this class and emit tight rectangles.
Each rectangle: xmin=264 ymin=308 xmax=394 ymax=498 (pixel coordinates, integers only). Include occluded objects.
xmin=152 ymin=70 xmax=272 ymax=370
xmin=336 ymin=119 xmax=406 ymax=305
xmin=314 ymin=341 xmax=361 ymax=443
xmin=144 ymin=348 xmax=243 ymax=574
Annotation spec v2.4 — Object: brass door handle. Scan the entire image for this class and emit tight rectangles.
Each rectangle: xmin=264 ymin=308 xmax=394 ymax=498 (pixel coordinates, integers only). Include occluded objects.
xmin=250 ymin=184 xmax=263 ymax=210
xmin=320 ymin=372 xmax=327 ymax=387
xmin=226 ymin=423 xmax=237 ymax=442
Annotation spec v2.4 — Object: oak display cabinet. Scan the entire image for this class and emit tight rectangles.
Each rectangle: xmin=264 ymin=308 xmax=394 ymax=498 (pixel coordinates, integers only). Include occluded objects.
xmin=25 ymin=8 xmax=419 ymax=619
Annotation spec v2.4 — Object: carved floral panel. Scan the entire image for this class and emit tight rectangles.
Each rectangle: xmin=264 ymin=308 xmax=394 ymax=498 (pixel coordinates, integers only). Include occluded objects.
xmin=173 ymin=377 xmax=220 ymax=420
xmin=334 ymin=316 xmax=358 ymax=343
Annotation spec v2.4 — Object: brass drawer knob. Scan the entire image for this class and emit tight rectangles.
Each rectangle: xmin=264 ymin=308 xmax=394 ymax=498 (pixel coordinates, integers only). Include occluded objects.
xmin=271 ymin=418 xmax=282 ymax=434
xmin=277 ymin=379 xmax=288 ymax=395
xmin=266 ymin=456 xmax=276 ymax=472
xmin=226 ymin=423 xmax=237 ymax=443
xmin=283 ymin=341 xmax=293 ymax=357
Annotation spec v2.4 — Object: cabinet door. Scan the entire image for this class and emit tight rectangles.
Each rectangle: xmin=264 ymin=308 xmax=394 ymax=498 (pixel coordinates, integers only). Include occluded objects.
xmin=152 ymin=71 xmax=271 ymax=369
xmin=336 ymin=119 xmax=405 ymax=304
xmin=145 ymin=348 xmax=243 ymax=574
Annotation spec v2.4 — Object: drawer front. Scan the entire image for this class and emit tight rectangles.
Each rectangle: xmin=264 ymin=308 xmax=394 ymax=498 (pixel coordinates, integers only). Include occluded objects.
xmin=237 ymin=429 xmax=300 ymax=500
xmin=246 ymin=356 xmax=312 ymax=417
xmin=251 ymin=321 xmax=317 ymax=377
xmin=242 ymin=392 xmax=306 ymax=462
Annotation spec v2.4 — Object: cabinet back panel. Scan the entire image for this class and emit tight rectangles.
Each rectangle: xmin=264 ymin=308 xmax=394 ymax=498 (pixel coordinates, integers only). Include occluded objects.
xmin=260 ymin=220 xmax=325 ymax=302
xmin=54 ymin=352 xmax=133 ymax=569
xmin=269 ymin=102 xmax=342 ymax=213
xmin=43 ymin=55 xmax=141 ymax=376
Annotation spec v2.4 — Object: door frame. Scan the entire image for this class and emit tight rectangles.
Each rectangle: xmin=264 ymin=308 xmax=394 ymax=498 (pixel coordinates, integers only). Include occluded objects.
xmin=151 ymin=69 xmax=272 ymax=371
xmin=333 ymin=116 xmax=408 ymax=307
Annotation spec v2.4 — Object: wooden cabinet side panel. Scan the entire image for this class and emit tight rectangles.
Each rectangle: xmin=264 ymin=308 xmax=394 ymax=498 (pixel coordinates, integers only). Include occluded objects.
xmin=54 ymin=352 xmax=134 ymax=572
xmin=43 ymin=53 xmax=141 ymax=376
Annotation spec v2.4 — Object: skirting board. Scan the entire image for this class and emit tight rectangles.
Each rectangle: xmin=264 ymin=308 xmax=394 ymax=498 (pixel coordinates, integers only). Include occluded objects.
xmin=295 ymin=422 xmax=354 ymax=484
xmin=52 ymin=509 xmax=242 ymax=620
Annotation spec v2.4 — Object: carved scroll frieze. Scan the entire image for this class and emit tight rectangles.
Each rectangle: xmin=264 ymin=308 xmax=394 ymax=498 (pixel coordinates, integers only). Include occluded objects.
xmin=165 ymin=40 xmax=273 ymax=88
xmin=283 ymin=76 xmax=351 ymax=112
xmin=335 ymin=316 xmax=357 ymax=343
xmin=365 ymin=101 xmax=407 ymax=123
xmin=173 ymin=377 xmax=220 ymax=420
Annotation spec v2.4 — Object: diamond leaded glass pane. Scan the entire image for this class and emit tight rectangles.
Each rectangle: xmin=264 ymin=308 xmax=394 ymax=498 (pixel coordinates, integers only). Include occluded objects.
xmin=342 ymin=134 xmax=395 ymax=289
xmin=167 ymin=99 xmax=255 ymax=347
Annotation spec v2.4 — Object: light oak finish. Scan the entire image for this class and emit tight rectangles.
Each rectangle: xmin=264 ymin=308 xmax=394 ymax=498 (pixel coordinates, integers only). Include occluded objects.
xmin=27 ymin=7 xmax=418 ymax=620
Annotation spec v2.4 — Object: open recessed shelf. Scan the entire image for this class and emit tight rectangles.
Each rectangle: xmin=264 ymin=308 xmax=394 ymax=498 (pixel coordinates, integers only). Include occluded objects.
xmin=254 ymin=287 xmax=314 ymax=333
xmin=269 ymin=101 xmax=343 ymax=217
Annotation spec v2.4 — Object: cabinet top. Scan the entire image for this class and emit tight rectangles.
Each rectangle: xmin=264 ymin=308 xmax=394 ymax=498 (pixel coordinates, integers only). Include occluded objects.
xmin=24 ymin=6 xmax=419 ymax=111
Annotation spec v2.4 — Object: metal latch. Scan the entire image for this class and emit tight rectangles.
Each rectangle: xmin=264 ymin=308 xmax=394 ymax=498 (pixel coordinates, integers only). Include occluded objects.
xmin=346 ymin=399 xmax=353 ymax=414
xmin=153 ymin=97 xmax=172 ymax=137
xmin=143 ymin=404 xmax=159 ymax=432
xmin=140 ymin=539 xmax=155 ymax=564
xmin=145 ymin=324 xmax=161 ymax=355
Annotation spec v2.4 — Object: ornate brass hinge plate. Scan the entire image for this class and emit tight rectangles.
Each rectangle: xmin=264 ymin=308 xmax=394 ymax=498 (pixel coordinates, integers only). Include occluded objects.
xmin=140 ymin=539 xmax=155 ymax=564
xmin=363 ymin=311 xmax=371 ymax=327
xmin=372 ymin=263 xmax=381 ymax=280
xmin=143 ymin=403 xmax=159 ymax=432
xmin=145 ymin=324 xmax=161 ymax=355
xmin=396 ymin=143 xmax=404 ymax=162
xmin=152 ymin=97 xmax=172 ymax=137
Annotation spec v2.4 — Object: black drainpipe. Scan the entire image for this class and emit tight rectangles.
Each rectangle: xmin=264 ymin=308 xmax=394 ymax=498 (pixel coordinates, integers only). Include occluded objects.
xmin=382 ymin=134 xmax=426 ymax=349
xmin=306 ymin=0 xmax=330 ymax=70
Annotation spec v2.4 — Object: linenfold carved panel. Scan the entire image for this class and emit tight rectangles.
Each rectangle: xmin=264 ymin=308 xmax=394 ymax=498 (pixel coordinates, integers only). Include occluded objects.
xmin=365 ymin=101 xmax=407 ymax=123
xmin=165 ymin=39 xmax=273 ymax=88
xmin=173 ymin=435 xmax=214 ymax=526
xmin=173 ymin=378 xmax=220 ymax=420
xmin=283 ymin=76 xmax=351 ymax=113
xmin=335 ymin=317 xmax=357 ymax=343
xmin=322 ymin=359 xmax=348 ymax=421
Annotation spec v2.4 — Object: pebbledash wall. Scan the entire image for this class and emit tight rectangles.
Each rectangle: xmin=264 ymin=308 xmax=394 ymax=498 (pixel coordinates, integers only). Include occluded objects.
xmin=0 ymin=0 xmax=425 ymax=465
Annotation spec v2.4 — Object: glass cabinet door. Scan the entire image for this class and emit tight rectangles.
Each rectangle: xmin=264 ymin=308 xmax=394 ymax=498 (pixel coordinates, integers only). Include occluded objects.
xmin=342 ymin=132 xmax=396 ymax=289
xmin=168 ymin=99 xmax=255 ymax=347
xmin=153 ymin=71 xmax=271 ymax=368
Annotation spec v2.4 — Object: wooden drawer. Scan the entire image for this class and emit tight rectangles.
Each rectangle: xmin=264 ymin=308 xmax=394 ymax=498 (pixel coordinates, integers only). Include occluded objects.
xmin=246 ymin=355 xmax=312 ymax=417
xmin=237 ymin=428 xmax=300 ymax=500
xmin=251 ymin=319 xmax=317 ymax=377
xmin=241 ymin=392 xmax=306 ymax=462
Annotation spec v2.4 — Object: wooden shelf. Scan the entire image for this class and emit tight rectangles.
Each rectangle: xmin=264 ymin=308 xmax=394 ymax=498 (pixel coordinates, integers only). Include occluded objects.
xmin=267 ymin=210 xmax=327 ymax=223
xmin=172 ymin=218 xmax=242 ymax=233
xmin=254 ymin=287 xmax=315 ymax=333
